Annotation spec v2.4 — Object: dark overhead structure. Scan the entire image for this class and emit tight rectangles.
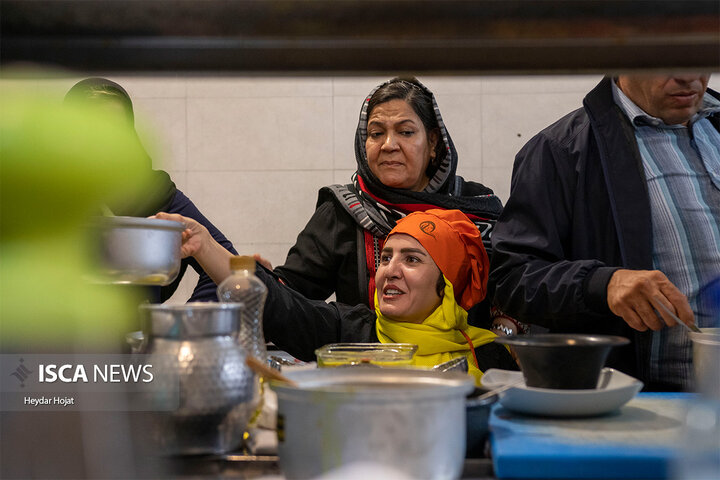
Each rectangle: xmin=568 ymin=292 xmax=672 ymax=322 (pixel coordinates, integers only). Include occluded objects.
xmin=2 ymin=0 xmax=719 ymax=74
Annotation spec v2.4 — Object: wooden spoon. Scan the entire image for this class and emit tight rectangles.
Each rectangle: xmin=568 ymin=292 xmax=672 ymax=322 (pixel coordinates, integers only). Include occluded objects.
xmin=246 ymin=356 xmax=298 ymax=387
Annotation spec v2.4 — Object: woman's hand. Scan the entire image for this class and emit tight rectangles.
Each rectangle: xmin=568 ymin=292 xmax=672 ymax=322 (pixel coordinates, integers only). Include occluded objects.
xmin=153 ymin=212 xmax=209 ymax=258
xmin=153 ymin=212 xmax=235 ymax=285
xmin=253 ymin=253 xmax=273 ymax=270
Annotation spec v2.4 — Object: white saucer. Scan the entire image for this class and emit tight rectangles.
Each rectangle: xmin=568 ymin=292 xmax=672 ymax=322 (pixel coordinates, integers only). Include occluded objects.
xmin=481 ymin=368 xmax=643 ymax=417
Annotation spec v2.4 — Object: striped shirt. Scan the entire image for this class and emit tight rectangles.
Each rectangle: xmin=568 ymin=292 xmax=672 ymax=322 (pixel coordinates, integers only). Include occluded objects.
xmin=612 ymin=81 xmax=720 ymax=389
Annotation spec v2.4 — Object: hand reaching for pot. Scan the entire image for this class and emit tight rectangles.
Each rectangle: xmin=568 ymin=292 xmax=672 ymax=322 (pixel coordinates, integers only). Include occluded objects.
xmin=153 ymin=212 xmax=233 ymax=285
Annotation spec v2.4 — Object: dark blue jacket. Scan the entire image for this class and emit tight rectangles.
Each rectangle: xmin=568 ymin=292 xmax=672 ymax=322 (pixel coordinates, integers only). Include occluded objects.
xmin=489 ymin=77 xmax=720 ymax=383
xmin=154 ymin=189 xmax=237 ymax=302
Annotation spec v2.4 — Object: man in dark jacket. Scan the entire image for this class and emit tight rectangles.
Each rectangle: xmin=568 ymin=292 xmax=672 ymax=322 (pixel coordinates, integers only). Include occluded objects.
xmin=490 ymin=74 xmax=720 ymax=391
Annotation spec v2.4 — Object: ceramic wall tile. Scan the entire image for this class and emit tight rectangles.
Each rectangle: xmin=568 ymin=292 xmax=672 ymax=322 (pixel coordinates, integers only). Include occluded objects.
xmin=186 ymin=77 xmax=332 ymax=98
xmin=333 ymin=96 xmax=361 ymax=170
xmin=185 ymin=170 xmax=334 ymax=247
xmin=481 ymin=92 xmax=587 ymax=168
xmin=186 ymin=96 xmax=333 ymax=171
xmin=133 ymin=98 xmax=187 ymax=172
xmin=434 ymin=94 xmax=483 ymax=171
xmin=481 ymin=166 xmax=514 ymax=204
xmin=421 ymin=76 xmax=484 ymax=95
xmin=482 ymin=75 xmax=603 ymax=94
xmin=332 ymin=77 xmax=390 ymax=96
xmin=109 ymin=76 xmax=187 ymax=98
xmin=333 ymin=169 xmax=355 ymax=185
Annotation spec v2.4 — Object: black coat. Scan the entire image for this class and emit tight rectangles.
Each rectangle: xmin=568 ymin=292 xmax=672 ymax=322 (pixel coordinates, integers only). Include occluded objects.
xmin=273 ymin=188 xmax=496 ymax=328
xmin=489 ymin=76 xmax=720 ymax=383
xmin=258 ymin=266 xmax=515 ymax=371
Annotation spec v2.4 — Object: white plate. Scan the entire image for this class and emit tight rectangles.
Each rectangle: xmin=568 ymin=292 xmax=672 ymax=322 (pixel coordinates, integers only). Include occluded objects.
xmin=481 ymin=368 xmax=643 ymax=417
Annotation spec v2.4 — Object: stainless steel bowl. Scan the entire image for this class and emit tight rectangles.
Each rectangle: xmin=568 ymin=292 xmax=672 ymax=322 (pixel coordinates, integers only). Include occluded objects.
xmin=690 ymin=328 xmax=720 ymax=399
xmin=88 ymin=216 xmax=184 ymax=285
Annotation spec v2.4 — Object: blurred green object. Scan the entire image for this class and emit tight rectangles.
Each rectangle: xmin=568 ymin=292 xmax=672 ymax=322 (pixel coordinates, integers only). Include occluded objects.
xmin=1 ymin=89 xmax=149 ymax=237
xmin=0 ymin=85 xmax=152 ymax=348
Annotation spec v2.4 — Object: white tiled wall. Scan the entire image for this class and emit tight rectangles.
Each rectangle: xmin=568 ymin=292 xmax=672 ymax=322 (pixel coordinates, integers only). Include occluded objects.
xmin=7 ymin=73 xmax=719 ymax=303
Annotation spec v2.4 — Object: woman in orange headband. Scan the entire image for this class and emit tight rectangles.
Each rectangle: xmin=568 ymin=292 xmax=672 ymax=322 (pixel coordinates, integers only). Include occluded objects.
xmin=156 ymin=208 xmax=516 ymax=384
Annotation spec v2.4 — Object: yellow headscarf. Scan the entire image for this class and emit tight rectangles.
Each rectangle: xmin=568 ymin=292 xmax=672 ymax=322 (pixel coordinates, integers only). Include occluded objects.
xmin=375 ymin=276 xmax=497 ymax=385
xmin=373 ymin=209 xmax=501 ymax=385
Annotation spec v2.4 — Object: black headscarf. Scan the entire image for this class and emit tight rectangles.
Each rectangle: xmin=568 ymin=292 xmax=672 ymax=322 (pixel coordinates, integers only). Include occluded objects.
xmin=64 ymin=78 xmax=176 ymax=217
xmin=328 ymin=77 xmax=503 ymax=243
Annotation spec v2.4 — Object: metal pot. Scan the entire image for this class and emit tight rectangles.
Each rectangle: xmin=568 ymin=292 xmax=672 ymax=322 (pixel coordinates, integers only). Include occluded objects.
xmin=274 ymin=367 xmax=474 ymax=480
xmin=465 ymin=388 xmax=498 ymax=458
xmin=88 ymin=215 xmax=184 ymax=285
xmin=690 ymin=328 xmax=720 ymax=400
xmin=135 ymin=303 xmax=256 ymax=455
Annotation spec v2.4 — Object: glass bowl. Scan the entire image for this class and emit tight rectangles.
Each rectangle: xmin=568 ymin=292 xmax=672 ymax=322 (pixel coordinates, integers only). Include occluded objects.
xmin=315 ymin=343 xmax=417 ymax=368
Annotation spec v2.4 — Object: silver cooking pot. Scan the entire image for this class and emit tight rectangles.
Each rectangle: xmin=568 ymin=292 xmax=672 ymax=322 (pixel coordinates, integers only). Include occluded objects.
xmin=690 ymin=328 xmax=720 ymax=399
xmin=273 ymin=367 xmax=474 ymax=480
xmin=135 ymin=303 xmax=256 ymax=455
xmin=87 ymin=215 xmax=184 ymax=285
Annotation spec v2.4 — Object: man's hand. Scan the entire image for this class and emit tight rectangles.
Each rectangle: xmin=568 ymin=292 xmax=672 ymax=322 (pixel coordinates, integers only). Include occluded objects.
xmin=607 ymin=269 xmax=695 ymax=331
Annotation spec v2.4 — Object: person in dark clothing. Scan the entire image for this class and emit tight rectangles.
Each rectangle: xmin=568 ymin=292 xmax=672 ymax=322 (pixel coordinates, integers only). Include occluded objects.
xmin=65 ymin=78 xmax=237 ymax=302
xmin=264 ymin=77 xmax=521 ymax=334
xmin=156 ymin=208 xmax=517 ymax=386
xmin=489 ymin=74 xmax=720 ymax=391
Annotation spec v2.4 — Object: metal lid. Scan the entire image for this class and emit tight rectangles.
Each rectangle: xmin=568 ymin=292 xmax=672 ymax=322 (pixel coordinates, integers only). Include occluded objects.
xmin=139 ymin=302 xmax=244 ymax=338
xmin=273 ymin=367 xmax=474 ymax=402
xmin=92 ymin=215 xmax=185 ymax=231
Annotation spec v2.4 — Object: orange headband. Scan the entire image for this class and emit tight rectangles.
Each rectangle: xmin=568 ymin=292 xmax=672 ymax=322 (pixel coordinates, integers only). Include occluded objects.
xmin=388 ymin=209 xmax=489 ymax=310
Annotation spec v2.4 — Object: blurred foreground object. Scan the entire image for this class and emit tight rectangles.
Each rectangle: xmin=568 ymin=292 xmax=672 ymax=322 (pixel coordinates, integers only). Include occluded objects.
xmin=0 ymin=78 xmax=163 ymax=478
xmin=87 ymin=215 xmax=184 ymax=286
xmin=0 ymin=81 xmax=150 ymax=348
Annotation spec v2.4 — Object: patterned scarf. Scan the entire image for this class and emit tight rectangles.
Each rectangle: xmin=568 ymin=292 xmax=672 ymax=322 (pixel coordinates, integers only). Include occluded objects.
xmin=326 ymin=78 xmax=503 ymax=305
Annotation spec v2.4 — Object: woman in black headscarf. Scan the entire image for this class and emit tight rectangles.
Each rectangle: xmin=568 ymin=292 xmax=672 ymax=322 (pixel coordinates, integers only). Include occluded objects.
xmin=65 ymin=78 xmax=237 ymax=302
xmin=272 ymin=77 xmax=514 ymax=329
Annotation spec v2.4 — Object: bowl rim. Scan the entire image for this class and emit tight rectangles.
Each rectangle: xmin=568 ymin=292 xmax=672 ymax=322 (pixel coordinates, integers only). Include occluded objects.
xmin=494 ymin=334 xmax=630 ymax=348
xmin=92 ymin=215 xmax=185 ymax=231
xmin=273 ymin=367 xmax=474 ymax=401
xmin=139 ymin=301 xmax=244 ymax=312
